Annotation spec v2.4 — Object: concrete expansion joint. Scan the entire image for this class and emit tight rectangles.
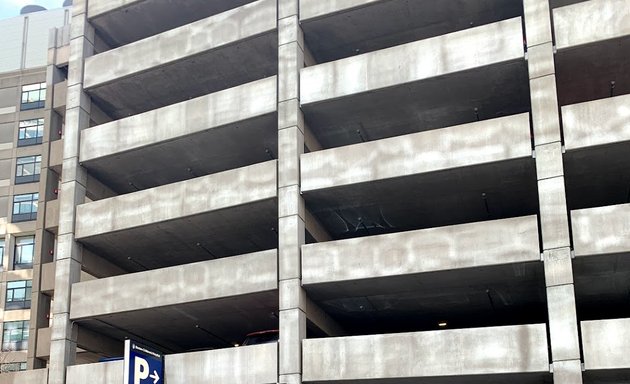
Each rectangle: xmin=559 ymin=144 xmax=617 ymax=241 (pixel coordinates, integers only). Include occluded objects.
xmin=536 ymin=173 xmax=566 ymax=183
xmin=526 ymin=40 xmax=554 ymax=50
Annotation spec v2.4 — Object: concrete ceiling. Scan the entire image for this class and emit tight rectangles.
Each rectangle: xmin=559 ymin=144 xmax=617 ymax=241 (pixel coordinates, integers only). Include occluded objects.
xmin=305 ymin=261 xmax=547 ymax=336
xmin=555 ymin=36 xmax=630 ymax=106
xmin=573 ymin=253 xmax=630 ymax=321
xmin=91 ymin=0 xmax=258 ymax=48
xmin=77 ymin=290 xmax=279 ymax=353
xmin=87 ymin=31 xmax=278 ymax=120
xmin=78 ymin=198 xmax=278 ymax=272
xmin=583 ymin=370 xmax=630 ymax=384
xmin=301 ymin=0 xmax=523 ymax=63
xmin=564 ymin=141 xmax=630 ymax=211
xmin=549 ymin=0 xmax=590 ymax=8
xmin=83 ymin=114 xmax=277 ymax=194
xmin=302 ymin=60 xmax=531 ymax=149
xmin=304 ymin=157 xmax=539 ymax=241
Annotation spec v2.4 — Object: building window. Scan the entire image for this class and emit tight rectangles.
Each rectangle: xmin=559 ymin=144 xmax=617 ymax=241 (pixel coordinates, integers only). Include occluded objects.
xmin=20 ymin=82 xmax=46 ymax=110
xmin=0 ymin=362 xmax=27 ymax=373
xmin=12 ymin=193 xmax=38 ymax=222
xmin=0 ymin=239 xmax=4 ymax=269
xmin=5 ymin=280 xmax=32 ymax=310
xmin=15 ymin=155 xmax=41 ymax=184
xmin=14 ymin=236 xmax=35 ymax=269
xmin=1 ymin=321 xmax=29 ymax=351
xmin=17 ymin=119 xmax=44 ymax=147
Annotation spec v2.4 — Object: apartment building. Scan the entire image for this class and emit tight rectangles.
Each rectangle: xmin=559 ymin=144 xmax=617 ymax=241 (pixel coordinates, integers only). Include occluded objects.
xmin=1 ymin=0 xmax=629 ymax=383
xmin=0 ymin=5 xmax=70 ymax=378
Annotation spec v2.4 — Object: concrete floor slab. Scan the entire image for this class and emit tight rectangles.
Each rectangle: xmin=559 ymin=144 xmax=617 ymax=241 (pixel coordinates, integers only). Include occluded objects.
xmin=300 ymin=0 xmax=522 ymax=63
xmin=302 ymin=59 xmax=529 ymax=149
xmin=553 ymin=0 xmax=630 ymax=49
xmin=572 ymin=203 xmax=630 ymax=257
xmin=301 ymin=113 xmax=531 ymax=191
xmin=88 ymin=0 xmax=259 ymax=47
xmin=71 ymin=250 xmax=277 ymax=319
xmin=303 ymin=324 xmax=549 ymax=382
xmin=85 ymin=0 xmax=277 ymax=119
xmin=303 ymin=156 xmax=538 ymax=240
xmin=302 ymin=215 xmax=540 ymax=285
xmin=304 ymin=261 xmax=546 ymax=335
xmin=76 ymin=289 xmax=278 ymax=353
xmin=80 ymin=77 xmax=277 ymax=193
xmin=582 ymin=318 xmax=630 ymax=370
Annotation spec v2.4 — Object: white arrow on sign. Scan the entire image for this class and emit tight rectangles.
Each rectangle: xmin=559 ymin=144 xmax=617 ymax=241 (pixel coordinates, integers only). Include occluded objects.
xmin=149 ymin=370 xmax=160 ymax=384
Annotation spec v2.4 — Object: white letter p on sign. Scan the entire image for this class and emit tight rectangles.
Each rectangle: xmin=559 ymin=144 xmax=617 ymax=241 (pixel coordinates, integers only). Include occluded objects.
xmin=134 ymin=356 xmax=149 ymax=384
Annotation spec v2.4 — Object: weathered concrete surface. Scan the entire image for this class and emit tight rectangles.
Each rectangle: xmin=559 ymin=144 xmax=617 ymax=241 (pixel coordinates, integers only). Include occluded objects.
xmin=303 ymin=324 xmax=549 ymax=381
xmin=75 ymin=161 xmax=277 ymax=239
xmin=301 ymin=113 xmax=530 ymax=191
xmin=300 ymin=0 xmax=380 ymax=20
xmin=562 ymin=93 xmax=630 ymax=150
xmin=571 ymin=203 xmax=630 ymax=257
xmin=66 ymin=361 xmax=123 ymax=384
xmin=166 ymin=344 xmax=277 ymax=384
xmin=0 ymin=368 xmax=48 ymax=384
xmin=85 ymin=0 xmax=275 ymax=89
xmin=70 ymin=249 xmax=277 ymax=319
xmin=553 ymin=0 xmax=630 ymax=49
xmin=301 ymin=17 xmax=523 ymax=104
xmin=81 ymin=77 xmax=276 ymax=162
xmin=582 ymin=318 xmax=630 ymax=370
xmin=302 ymin=215 xmax=539 ymax=285
xmin=88 ymin=0 xmax=257 ymax=47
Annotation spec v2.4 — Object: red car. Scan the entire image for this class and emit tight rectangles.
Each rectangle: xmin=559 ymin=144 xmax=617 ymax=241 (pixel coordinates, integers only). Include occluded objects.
xmin=241 ymin=330 xmax=279 ymax=346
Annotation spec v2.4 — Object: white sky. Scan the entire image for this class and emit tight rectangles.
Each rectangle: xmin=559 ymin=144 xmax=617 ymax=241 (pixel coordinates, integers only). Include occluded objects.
xmin=0 ymin=0 xmax=65 ymax=20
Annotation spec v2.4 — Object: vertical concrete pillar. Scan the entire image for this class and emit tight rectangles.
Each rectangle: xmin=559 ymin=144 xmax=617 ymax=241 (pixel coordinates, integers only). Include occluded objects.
xmin=27 ymin=26 xmax=64 ymax=371
xmin=523 ymin=1 xmax=582 ymax=382
xmin=277 ymin=1 xmax=307 ymax=383
xmin=48 ymin=1 xmax=93 ymax=383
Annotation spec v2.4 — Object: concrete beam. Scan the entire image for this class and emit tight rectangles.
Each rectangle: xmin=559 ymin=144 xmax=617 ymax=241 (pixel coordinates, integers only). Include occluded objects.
xmin=300 ymin=0 xmax=381 ymax=21
xmin=562 ymin=93 xmax=630 ymax=150
xmin=0 ymin=368 xmax=48 ymax=384
xmin=300 ymin=17 xmax=523 ymax=105
xmin=66 ymin=361 xmax=123 ymax=384
xmin=84 ymin=0 xmax=276 ymax=91
xmin=81 ymin=77 xmax=276 ymax=162
xmin=302 ymin=215 xmax=539 ymax=285
xmin=70 ymin=250 xmax=277 ymax=319
xmin=553 ymin=0 xmax=630 ymax=49
xmin=304 ymin=295 xmax=345 ymax=337
xmin=571 ymin=203 xmax=630 ymax=257
xmin=303 ymin=324 xmax=549 ymax=381
xmin=582 ymin=318 xmax=630 ymax=370
xmin=301 ymin=113 xmax=531 ymax=191
xmin=75 ymin=161 xmax=277 ymax=239
xmin=167 ymin=344 xmax=277 ymax=384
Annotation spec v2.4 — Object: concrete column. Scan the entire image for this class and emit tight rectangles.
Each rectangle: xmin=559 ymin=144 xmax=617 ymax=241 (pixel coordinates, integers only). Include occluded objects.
xmin=48 ymin=1 xmax=93 ymax=383
xmin=277 ymin=2 xmax=307 ymax=383
xmin=523 ymin=1 xmax=582 ymax=382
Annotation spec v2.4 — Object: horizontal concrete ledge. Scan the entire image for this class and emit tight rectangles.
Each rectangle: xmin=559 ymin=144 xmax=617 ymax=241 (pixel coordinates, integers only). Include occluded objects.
xmin=303 ymin=324 xmax=549 ymax=382
xmin=302 ymin=215 xmax=539 ymax=285
xmin=166 ymin=343 xmax=277 ymax=384
xmin=0 ymin=368 xmax=48 ymax=384
xmin=75 ymin=160 xmax=277 ymax=239
xmin=582 ymin=318 xmax=630 ymax=370
xmin=571 ymin=203 xmax=630 ymax=257
xmin=300 ymin=17 xmax=523 ymax=105
xmin=81 ymin=76 xmax=277 ymax=162
xmin=70 ymin=249 xmax=277 ymax=319
xmin=562 ymin=93 xmax=630 ymax=150
xmin=553 ymin=0 xmax=630 ymax=49
xmin=300 ymin=0 xmax=381 ymax=21
xmin=67 ymin=361 xmax=123 ymax=384
xmin=301 ymin=113 xmax=531 ymax=191
xmin=67 ymin=344 xmax=277 ymax=384
xmin=88 ymin=0 xmax=143 ymax=18
xmin=84 ymin=0 xmax=276 ymax=90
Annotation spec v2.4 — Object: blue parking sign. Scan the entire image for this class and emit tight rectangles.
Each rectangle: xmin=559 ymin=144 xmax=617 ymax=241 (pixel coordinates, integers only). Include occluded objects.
xmin=123 ymin=340 xmax=164 ymax=384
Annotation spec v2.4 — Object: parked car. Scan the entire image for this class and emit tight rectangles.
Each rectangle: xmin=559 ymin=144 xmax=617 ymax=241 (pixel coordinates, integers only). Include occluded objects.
xmin=241 ymin=330 xmax=279 ymax=346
